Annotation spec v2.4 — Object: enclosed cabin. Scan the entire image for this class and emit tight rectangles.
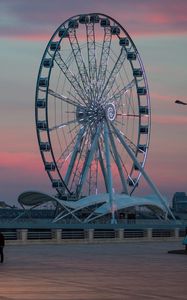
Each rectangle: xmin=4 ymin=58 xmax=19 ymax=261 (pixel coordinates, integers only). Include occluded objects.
xmin=40 ymin=142 xmax=51 ymax=152
xmin=119 ymin=37 xmax=129 ymax=46
xmin=52 ymin=180 xmax=64 ymax=188
xmin=140 ymin=125 xmax=149 ymax=134
xmin=38 ymin=77 xmax=48 ymax=88
xmin=58 ymin=28 xmax=69 ymax=38
xmin=134 ymin=162 xmax=143 ymax=171
xmin=133 ymin=68 xmax=143 ymax=77
xmin=139 ymin=106 xmax=149 ymax=115
xmin=45 ymin=162 xmax=56 ymax=171
xmin=127 ymin=52 xmax=137 ymax=60
xmin=111 ymin=26 xmax=120 ymax=35
xmin=68 ymin=19 xmax=79 ymax=29
xmin=90 ymin=14 xmax=100 ymax=23
xmin=127 ymin=177 xmax=138 ymax=187
xmin=37 ymin=121 xmax=47 ymax=131
xmin=100 ymin=18 xmax=110 ymax=27
xmin=36 ymin=99 xmax=46 ymax=109
xmin=137 ymin=87 xmax=147 ymax=96
xmin=138 ymin=144 xmax=147 ymax=153
xmin=43 ymin=58 xmax=53 ymax=68
xmin=79 ymin=15 xmax=89 ymax=24
xmin=50 ymin=41 xmax=61 ymax=52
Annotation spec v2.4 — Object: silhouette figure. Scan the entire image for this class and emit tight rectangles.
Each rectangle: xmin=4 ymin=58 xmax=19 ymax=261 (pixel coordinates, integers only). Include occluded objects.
xmin=0 ymin=232 xmax=5 ymax=263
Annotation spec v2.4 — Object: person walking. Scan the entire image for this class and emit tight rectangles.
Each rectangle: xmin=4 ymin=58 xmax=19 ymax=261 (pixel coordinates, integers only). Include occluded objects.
xmin=0 ymin=232 xmax=5 ymax=263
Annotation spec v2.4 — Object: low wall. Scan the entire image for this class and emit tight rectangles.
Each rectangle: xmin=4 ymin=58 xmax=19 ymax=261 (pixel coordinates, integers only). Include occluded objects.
xmin=1 ymin=227 xmax=186 ymax=245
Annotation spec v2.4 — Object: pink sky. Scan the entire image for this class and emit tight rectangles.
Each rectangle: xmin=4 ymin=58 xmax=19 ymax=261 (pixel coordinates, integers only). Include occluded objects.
xmin=0 ymin=0 xmax=187 ymax=205
xmin=1 ymin=0 xmax=187 ymax=38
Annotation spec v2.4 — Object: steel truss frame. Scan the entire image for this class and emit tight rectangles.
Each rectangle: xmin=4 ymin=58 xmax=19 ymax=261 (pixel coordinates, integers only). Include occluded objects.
xmin=35 ymin=13 xmax=174 ymax=223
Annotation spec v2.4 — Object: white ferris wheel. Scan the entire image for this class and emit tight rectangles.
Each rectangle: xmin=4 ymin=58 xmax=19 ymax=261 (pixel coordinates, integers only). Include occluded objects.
xmin=35 ymin=13 xmax=174 ymax=223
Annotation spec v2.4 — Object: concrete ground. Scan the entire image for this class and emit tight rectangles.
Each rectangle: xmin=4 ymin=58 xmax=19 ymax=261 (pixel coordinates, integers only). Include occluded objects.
xmin=0 ymin=241 xmax=186 ymax=300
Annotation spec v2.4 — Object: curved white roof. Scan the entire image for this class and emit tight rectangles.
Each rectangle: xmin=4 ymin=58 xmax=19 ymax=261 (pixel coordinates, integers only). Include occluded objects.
xmin=18 ymin=191 xmax=58 ymax=207
xmin=94 ymin=194 xmax=167 ymax=214
xmin=18 ymin=191 xmax=167 ymax=216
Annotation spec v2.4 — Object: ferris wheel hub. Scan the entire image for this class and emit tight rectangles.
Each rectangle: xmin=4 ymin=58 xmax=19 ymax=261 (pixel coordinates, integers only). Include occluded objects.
xmin=105 ymin=103 xmax=116 ymax=122
xmin=76 ymin=103 xmax=105 ymax=124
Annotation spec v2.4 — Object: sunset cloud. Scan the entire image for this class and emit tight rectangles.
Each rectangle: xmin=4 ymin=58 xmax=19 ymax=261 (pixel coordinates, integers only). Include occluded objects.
xmin=0 ymin=0 xmax=187 ymax=41
xmin=152 ymin=115 xmax=187 ymax=125
xmin=0 ymin=151 xmax=52 ymax=203
xmin=0 ymin=152 xmax=42 ymax=172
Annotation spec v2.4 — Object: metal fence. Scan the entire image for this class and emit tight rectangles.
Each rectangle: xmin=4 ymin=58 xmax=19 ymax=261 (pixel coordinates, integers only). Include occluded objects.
xmin=94 ymin=229 xmax=116 ymax=239
xmin=0 ymin=229 xmax=17 ymax=240
xmin=0 ymin=227 xmax=186 ymax=243
xmin=61 ymin=229 xmax=85 ymax=239
xmin=27 ymin=229 xmax=52 ymax=240
xmin=124 ymin=229 xmax=145 ymax=238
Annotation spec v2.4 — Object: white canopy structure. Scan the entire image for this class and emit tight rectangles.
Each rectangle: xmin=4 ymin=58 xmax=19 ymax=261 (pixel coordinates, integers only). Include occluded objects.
xmin=18 ymin=191 xmax=170 ymax=223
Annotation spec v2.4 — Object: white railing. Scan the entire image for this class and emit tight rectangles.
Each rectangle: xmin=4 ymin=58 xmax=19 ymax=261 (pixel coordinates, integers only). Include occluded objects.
xmin=1 ymin=227 xmax=186 ymax=244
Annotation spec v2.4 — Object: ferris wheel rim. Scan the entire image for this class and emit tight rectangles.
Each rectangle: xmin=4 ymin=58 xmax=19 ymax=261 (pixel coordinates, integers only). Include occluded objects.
xmin=35 ymin=13 xmax=151 ymax=199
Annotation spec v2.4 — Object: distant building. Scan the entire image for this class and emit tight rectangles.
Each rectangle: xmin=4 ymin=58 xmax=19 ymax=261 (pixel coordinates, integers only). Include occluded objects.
xmin=0 ymin=201 xmax=11 ymax=208
xmin=172 ymin=192 xmax=187 ymax=213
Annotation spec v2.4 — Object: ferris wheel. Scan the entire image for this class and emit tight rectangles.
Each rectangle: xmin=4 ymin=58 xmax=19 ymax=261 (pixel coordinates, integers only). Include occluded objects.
xmin=35 ymin=13 xmax=151 ymax=202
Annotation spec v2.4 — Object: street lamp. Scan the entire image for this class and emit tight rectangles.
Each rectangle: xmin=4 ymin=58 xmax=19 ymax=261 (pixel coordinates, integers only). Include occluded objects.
xmin=175 ymin=98 xmax=187 ymax=251
xmin=175 ymin=100 xmax=187 ymax=105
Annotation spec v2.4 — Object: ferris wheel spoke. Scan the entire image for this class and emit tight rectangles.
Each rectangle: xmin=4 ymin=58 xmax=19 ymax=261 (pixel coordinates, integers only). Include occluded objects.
xmin=64 ymin=126 xmax=86 ymax=186
xmin=94 ymin=151 xmax=99 ymax=194
xmin=117 ymin=151 xmax=129 ymax=177
xmin=86 ymin=22 xmax=98 ymax=101
xmin=111 ymin=122 xmax=139 ymax=164
xmin=86 ymin=23 xmax=97 ymax=83
xmin=76 ymin=125 xmax=101 ymax=196
xmin=69 ymin=128 xmax=90 ymax=191
xmin=44 ymin=88 xmax=80 ymax=107
xmin=106 ymin=79 xmax=136 ymax=104
xmin=67 ymin=90 xmax=83 ymax=106
xmin=68 ymin=28 xmax=91 ymax=101
xmin=99 ymin=47 xmax=127 ymax=102
xmin=98 ymin=143 xmax=109 ymax=193
xmin=112 ymin=125 xmax=137 ymax=154
xmin=54 ymin=52 xmax=88 ymax=104
xmin=57 ymin=125 xmax=87 ymax=168
xmin=49 ymin=119 xmax=77 ymax=132
xmin=113 ymin=118 xmax=124 ymax=128
xmin=103 ymin=121 xmax=115 ymax=222
xmin=68 ymin=122 xmax=82 ymax=135
xmin=116 ymin=113 xmax=139 ymax=117
xmin=107 ymin=121 xmax=129 ymax=194
xmin=96 ymin=27 xmax=112 ymax=98
xmin=57 ymin=132 xmax=79 ymax=169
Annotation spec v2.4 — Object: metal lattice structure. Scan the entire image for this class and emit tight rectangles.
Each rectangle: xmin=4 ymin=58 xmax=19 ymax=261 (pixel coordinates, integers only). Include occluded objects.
xmin=35 ymin=13 xmax=174 ymax=223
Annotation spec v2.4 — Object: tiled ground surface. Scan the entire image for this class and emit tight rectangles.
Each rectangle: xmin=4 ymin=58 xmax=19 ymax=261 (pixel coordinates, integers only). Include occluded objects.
xmin=0 ymin=241 xmax=186 ymax=300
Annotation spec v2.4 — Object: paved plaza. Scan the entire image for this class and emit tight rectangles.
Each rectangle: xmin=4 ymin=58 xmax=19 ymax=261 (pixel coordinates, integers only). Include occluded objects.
xmin=0 ymin=241 xmax=186 ymax=300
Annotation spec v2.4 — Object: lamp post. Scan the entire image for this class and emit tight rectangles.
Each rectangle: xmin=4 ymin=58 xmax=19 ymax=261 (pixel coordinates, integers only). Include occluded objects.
xmin=175 ymin=100 xmax=187 ymax=105
xmin=174 ymin=99 xmax=187 ymax=252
